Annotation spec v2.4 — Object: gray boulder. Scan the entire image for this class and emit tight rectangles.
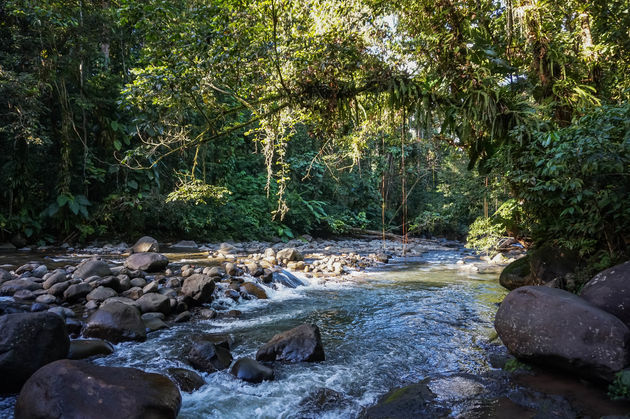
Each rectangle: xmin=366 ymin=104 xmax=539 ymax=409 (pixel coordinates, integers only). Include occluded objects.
xmin=0 ymin=268 xmax=12 ymax=284
xmin=0 ymin=279 xmax=42 ymax=296
xmin=495 ymin=286 xmax=630 ymax=382
xmin=63 ymin=282 xmax=92 ymax=302
xmin=230 ymin=358 xmax=274 ymax=383
xmin=581 ymin=261 xmax=630 ymax=327
xmin=181 ymin=274 xmax=215 ymax=306
xmin=86 ymin=286 xmax=117 ymax=303
xmin=124 ymin=252 xmax=169 ymax=273
xmin=82 ymin=301 xmax=146 ymax=343
xmin=0 ymin=312 xmax=69 ymax=393
xmin=132 ymin=236 xmax=159 ymax=253
xmin=276 ymin=248 xmax=304 ymax=262
xmin=256 ymin=323 xmax=325 ymax=363
xmin=499 ymin=256 xmax=533 ymax=291
xmin=187 ymin=341 xmax=232 ymax=373
xmin=43 ymin=270 xmax=67 ymax=289
xmin=15 ymin=359 xmax=181 ymax=419
xmin=166 ymin=368 xmax=205 ymax=393
xmin=137 ymin=292 xmax=170 ymax=315
xmin=73 ymin=258 xmax=112 ymax=279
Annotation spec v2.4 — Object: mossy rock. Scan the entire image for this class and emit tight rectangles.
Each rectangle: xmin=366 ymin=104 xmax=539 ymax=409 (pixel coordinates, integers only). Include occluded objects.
xmin=360 ymin=381 xmax=449 ymax=418
xmin=499 ymin=256 xmax=533 ymax=291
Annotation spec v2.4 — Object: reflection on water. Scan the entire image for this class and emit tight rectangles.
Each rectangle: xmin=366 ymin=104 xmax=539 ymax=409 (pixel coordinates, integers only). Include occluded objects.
xmin=0 ymin=251 xmax=507 ymax=418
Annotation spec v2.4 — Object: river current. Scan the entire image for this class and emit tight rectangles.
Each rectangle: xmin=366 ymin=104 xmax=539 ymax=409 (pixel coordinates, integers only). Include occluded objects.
xmin=0 ymin=249 xmax=507 ymax=418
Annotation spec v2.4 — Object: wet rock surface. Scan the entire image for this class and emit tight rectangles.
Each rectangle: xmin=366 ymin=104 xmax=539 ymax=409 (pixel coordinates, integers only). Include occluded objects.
xmin=580 ymin=260 xmax=630 ymax=327
xmin=67 ymin=339 xmax=114 ymax=360
xmin=230 ymin=358 xmax=274 ymax=383
xmin=0 ymin=312 xmax=69 ymax=393
xmin=187 ymin=341 xmax=233 ymax=373
xmin=256 ymin=323 xmax=325 ymax=363
xmin=15 ymin=359 xmax=181 ymax=419
xmin=495 ymin=286 xmax=630 ymax=382
xmin=166 ymin=368 xmax=205 ymax=393
xmin=82 ymin=301 xmax=146 ymax=343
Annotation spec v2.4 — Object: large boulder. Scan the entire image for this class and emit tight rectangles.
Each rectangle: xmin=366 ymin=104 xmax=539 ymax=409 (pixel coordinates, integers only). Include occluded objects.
xmin=82 ymin=301 xmax=146 ymax=343
xmin=132 ymin=236 xmax=159 ymax=253
xmin=581 ymin=261 xmax=630 ymax=328
xmin=186 ymin=341 xmax=232 ymax=373
xmin=276 ymin=248 xmax=304 ymax=262
xmin=495 ymin=286 xmax=630 ymax=382
xmin=256 ymin=323 xmax=325 ymax=363
xmin=137 ymin=292 xmax=170 ymax=315
xmin=499 ymin=256 xmax=533 ymax=291
xmin=181 ymin=274 xmax=215 ymax=306
xmin=15 ymin=359 xmax=181 ymax=419
xmin=0 ymin=312 xmax=69 ymax=393
xmin=73 ymin=258 xmax=112 ymax=279
xmin=124 ymin=252 xmax=169 ymax=273
xmin=230 ymin=358 xmax=274 ymax=383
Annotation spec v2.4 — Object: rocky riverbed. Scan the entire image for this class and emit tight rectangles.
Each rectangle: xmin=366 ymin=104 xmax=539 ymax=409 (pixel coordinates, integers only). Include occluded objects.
xmin=6 ymin=236 xmax=627 ymax=418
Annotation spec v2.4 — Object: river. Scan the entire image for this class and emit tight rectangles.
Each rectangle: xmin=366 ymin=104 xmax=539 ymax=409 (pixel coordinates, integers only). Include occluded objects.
xmin=1 ymin=249 xmax=508 ymax=418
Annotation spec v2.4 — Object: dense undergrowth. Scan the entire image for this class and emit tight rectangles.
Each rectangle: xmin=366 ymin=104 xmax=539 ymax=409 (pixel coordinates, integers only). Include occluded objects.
xmin=1 ymin=0 xmax=628 ymax=271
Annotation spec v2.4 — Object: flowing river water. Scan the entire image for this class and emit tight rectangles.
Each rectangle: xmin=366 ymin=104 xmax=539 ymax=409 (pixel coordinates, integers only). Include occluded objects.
xmin=1 ymin=249 xmax=511 ymax=418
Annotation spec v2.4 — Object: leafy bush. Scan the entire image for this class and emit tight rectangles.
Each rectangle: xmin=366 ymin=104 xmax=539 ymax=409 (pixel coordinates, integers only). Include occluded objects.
xmin=503 ymin=103 xmax=630 ymax=266
xmin=466 ymin=200 xmax=524 ymax=254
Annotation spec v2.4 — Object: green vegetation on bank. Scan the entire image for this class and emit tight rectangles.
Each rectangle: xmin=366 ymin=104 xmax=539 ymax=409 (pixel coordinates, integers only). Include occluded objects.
xmin=1 ymin=0 xmax=628 ymax=269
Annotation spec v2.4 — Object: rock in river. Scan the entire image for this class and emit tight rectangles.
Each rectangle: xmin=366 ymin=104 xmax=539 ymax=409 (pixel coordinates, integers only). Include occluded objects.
xmin=167 ymin=368 xmax=205 ymax=393
xmin=240 ymin=282 xmax=268 ymax=299
xmin=360 ymin=381 xmax=447 ymax=419
xmin=187 ymin=341 xmax=232 ymax=373
xmin=82 ymin=301 xmax=146 ymax=343
xmin=124 ymin=252 xmax=169 ymax=273
xmin=256 ymin=323 xmax=325 ymax=363
xmin=181 ymin=274 xmax=215 ymax=306
xmin=132 ymin=235 xmax=159 ymax=253
xmin=137 ymin=292 xmax=171 ymax=315
xmin=73 ymin=258 xmax=112 ymax=279
xmin=15 ymin=359 xmax=181 ymax=419
xmin=495 ymin=286 xmax=630 ymax=382
xmin=230 ymin=358 xmax=274 ymax=383
xmin=0 ymin=312 xmax=69 ymax=393
xmin=499 ymin=256 xmax=533 ymax=291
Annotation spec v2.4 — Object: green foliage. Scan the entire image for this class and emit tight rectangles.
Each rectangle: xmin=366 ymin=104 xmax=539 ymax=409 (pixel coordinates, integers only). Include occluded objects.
xmin=467 ymin=200 xmax=525 ymax=254
xmin=502 ymin=103 xmax=630 ymax=264
xmin=609 ymin=370 xmax=630 ymax=400
xmin=0 ymin=0 xmax=627 ymax=262
xmin=503 ymin=358 xmax=532 ymax=373
xmin=165 ymin=178 xmax=230 ymax=205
